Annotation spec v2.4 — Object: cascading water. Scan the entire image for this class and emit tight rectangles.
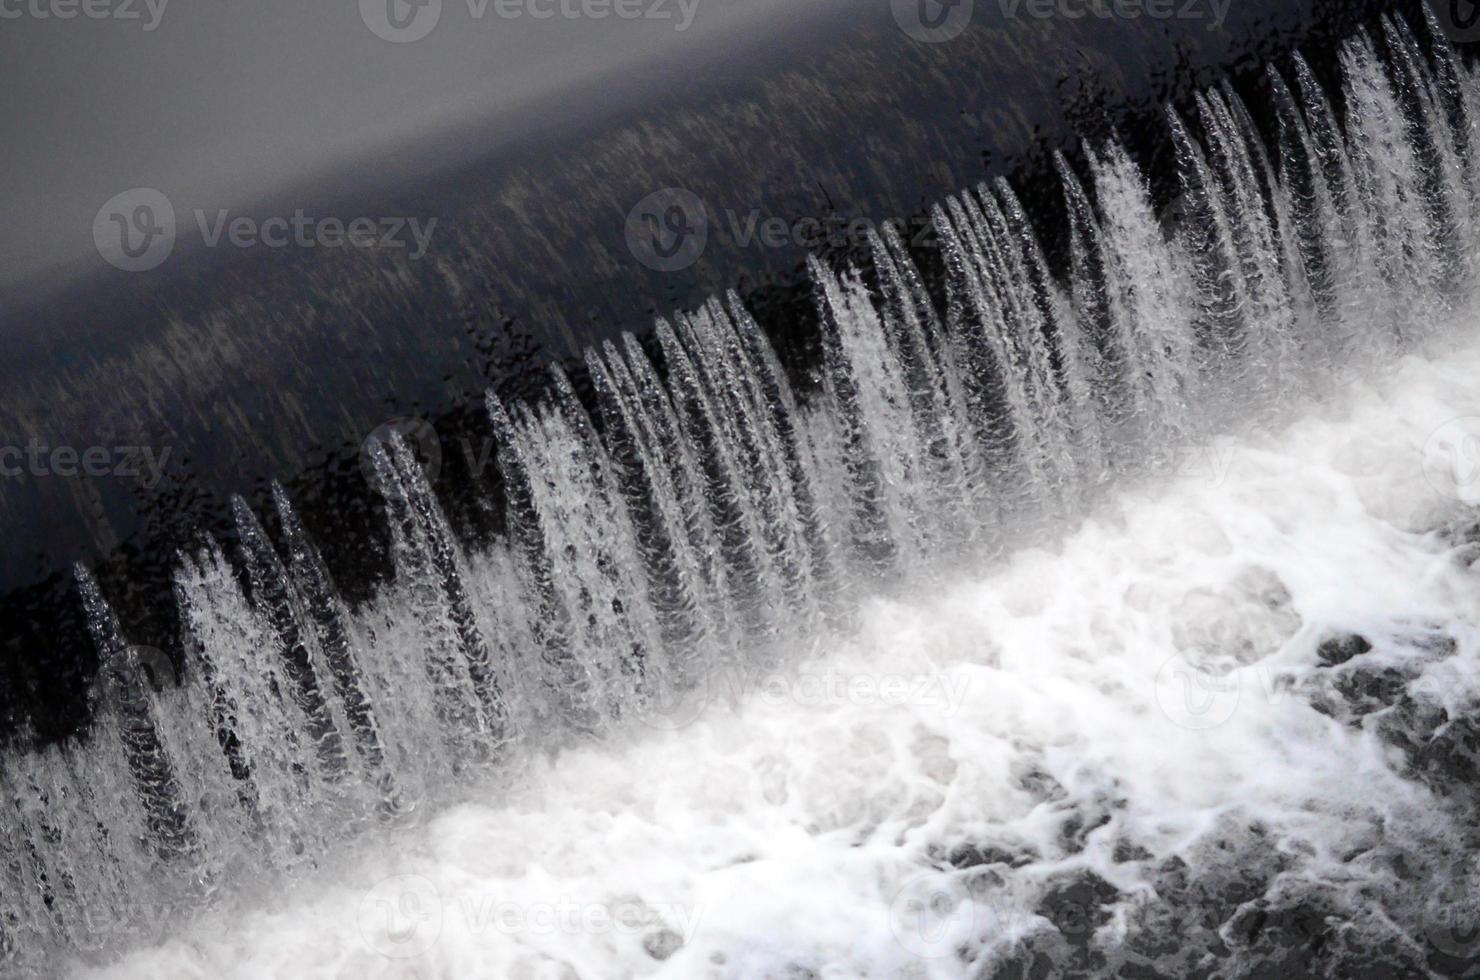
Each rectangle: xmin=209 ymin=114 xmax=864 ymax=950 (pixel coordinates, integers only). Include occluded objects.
xmin=10 ymin=10 xmax=1480 ymax=977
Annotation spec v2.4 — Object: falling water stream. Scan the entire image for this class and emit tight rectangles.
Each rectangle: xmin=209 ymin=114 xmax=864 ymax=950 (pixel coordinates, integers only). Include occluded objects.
xmin=9 ymin=10 xmax=1480 ymax=977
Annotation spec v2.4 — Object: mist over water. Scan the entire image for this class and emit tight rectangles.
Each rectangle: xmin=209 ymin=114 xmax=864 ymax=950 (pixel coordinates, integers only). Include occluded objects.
xmin=8 ymin=8 xmax=1480 ymax=977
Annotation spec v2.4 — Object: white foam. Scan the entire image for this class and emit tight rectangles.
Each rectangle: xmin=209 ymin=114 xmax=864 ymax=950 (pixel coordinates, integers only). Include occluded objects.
xmin=65 ymin=327 xmax=1480 ymax=978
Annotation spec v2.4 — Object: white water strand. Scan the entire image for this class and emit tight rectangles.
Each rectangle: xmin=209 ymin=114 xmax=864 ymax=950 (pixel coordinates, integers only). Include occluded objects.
xmin=80 ymin=304 xmax=1480 ymax=980
xmin=7 ymin=15 xmax=1480 ymax=975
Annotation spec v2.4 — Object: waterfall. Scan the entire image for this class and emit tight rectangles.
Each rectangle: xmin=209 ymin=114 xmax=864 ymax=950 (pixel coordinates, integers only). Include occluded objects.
xmin=10 ymin=14 xmax=1480 ymax=973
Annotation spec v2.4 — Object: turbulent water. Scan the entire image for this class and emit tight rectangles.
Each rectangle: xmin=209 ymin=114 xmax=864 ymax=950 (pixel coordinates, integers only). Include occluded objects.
xmin=9 ymin=9 xmax=1480 ymax=978
xmin=73 ymin=329 xmax=1480 ymax=979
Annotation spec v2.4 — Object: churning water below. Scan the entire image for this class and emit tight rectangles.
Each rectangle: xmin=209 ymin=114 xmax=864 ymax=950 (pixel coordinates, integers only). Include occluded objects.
xmin=79 ymin=320 xmax=1480 ymax=979
xmin=13 ymin=8 xmax=1480 ymax=978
